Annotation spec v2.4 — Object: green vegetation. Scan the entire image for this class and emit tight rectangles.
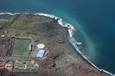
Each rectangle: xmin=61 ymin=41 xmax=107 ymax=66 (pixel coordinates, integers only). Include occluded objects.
xmin=0 ymin=60 xmax=3 ymax=63
xmin=68 ymin=52 xmax=77 ymax=58
xmin=48 ymin=42 xmax=65 ymax=54
xmin=0 ymin=14 xmax=66 ymax=57
xmin=18 ymin=60 xmax=30 ymax=63
xmin=75 ymin=63 xmax=79 ymax=68
xmin=39 ymin=39 xmax=51 ymax=45
xmin=6 ymin=60 xmax=10 ymax=63
xmin=0 ymin=19 xmax=8 ymax=21
xmin=52 ymin=35 xmax=64 ymax=44
xmin=12 ymin=39 xmax=30 ymax=57
xmin=0 ymin=30 xmax=3 ymax=35
xmin=0 ymin=37 xmax=10 ymax=42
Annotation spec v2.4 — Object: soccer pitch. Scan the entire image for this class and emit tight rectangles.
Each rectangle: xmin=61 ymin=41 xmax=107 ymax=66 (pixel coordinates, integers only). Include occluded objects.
xmin=12 ymin=39 xmax=30 ymax=57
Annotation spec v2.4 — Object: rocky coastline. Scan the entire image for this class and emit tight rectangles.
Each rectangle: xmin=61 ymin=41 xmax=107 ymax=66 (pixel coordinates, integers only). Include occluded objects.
xmin=0 ymin=14 xmax=111 ymax=76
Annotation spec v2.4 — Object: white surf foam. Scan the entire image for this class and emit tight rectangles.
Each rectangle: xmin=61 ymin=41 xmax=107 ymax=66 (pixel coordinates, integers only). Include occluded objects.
xmin=76 ymin=42 xmax=82 ymax=45
xmin=0 ymin=12 xmax=31 ymax=15
xmin=36 ymin=13 xmax=114 ymax=76
xmin=0 ymin=12 xmax=20 ymax=15
xmin=0 ymin=12 xmax=114 ymax=76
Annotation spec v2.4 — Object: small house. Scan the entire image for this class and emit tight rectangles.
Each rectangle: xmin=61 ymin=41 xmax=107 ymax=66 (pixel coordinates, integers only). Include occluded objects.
xmin=5 ymin=61 xmax=13 ymax=71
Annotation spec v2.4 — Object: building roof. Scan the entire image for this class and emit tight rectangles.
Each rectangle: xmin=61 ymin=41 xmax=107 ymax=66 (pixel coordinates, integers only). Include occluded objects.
xmin=36 ymin=49 xmax=45 ymax=58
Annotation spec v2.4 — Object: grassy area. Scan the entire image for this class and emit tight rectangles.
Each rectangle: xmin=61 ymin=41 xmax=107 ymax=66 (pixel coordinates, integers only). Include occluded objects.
xmin=18 ymin=60 xmax=30 ymax=63
xmin=0 ymin=19 xmax=8 ymax=21
xmin=52 ymin=35 xmax=64 ymax=44
xmin=12 ymin=39 xmax=30 ymax=57
xmin=0 ymin=14 xmax=66 ymax=56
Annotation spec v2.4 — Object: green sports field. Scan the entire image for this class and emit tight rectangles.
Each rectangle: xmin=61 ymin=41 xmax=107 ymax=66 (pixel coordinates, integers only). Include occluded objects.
xmin=18 ymin=60 xmax=30 ymax=63
xmin=12 ymin=39 xmax=30 ymax=57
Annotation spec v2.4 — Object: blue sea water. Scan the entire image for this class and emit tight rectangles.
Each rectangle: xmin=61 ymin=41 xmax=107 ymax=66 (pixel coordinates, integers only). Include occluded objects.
xmin=0 ymin=0 xmax=115 ymax=74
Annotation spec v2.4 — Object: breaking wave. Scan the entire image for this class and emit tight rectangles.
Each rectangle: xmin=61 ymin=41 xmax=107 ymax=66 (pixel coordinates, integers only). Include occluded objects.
xmin=0 ymin=12 xmax=114 ymax=76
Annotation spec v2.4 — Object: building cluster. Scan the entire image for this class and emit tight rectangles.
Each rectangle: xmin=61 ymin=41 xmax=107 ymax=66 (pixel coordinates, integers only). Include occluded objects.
xmin=0 ymin=36 xmax=49 ymax=72
xmin=0 ymin=59 xmax=39 ymax=71
xmin=0 ymin=60 xmax=13 ymax=71
xmin=14 ymin=60 xmax=39 ymax=70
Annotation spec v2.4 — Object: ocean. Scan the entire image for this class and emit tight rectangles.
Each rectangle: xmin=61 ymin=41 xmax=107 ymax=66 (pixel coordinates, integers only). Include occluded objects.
xmin=0 ymin=0 xmax=115 ymax=74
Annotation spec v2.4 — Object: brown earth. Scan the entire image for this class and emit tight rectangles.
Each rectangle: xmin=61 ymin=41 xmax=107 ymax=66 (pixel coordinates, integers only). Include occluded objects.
xmin=0 ymin=69 xmax=18 ymax=76
xmin=0 ymin=42 xmax=9 ymax=57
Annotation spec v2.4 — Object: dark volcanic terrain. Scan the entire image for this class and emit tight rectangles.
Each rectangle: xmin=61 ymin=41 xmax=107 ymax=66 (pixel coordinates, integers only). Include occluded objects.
xmin=0 ymin=14 xmax=111 ymax=76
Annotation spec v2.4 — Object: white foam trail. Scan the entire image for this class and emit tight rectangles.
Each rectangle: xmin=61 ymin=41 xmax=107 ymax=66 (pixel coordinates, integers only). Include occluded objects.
xmin=76 ymin=42 xmax=82 ymax=45
xmin=0 ymin=12 xmax=114 ymax=76
xmin=35 ymin=13 xmax=58 ymax=20
xmin=36 ymin=13 xmax=75 ymax=29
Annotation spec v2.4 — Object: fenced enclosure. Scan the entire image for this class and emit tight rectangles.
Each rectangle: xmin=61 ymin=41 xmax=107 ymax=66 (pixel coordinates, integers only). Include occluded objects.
xmin=12 ymin=39 xmax=30 ymax=57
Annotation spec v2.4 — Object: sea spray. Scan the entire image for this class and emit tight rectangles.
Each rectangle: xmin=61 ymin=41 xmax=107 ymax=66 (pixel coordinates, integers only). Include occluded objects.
xmin=0 ymin=12 xmax=114 ymax=76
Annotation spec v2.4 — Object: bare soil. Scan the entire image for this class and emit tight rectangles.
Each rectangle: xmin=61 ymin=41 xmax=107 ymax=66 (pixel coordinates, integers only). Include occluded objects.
xmin=0 ymin=42 xmax=9 ymax=57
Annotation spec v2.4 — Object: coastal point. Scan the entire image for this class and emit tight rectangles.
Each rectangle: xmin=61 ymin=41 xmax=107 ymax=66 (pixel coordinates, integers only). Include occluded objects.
xmin=0 ymin=14 xmax=112 ymax=76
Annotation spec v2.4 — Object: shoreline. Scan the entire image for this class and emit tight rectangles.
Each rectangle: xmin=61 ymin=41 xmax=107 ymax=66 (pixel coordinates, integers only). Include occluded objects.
xmin=0 ymin=12 xmax=113 ymax=76
xmin=36 ymin=13 xmax=113 ymax=76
